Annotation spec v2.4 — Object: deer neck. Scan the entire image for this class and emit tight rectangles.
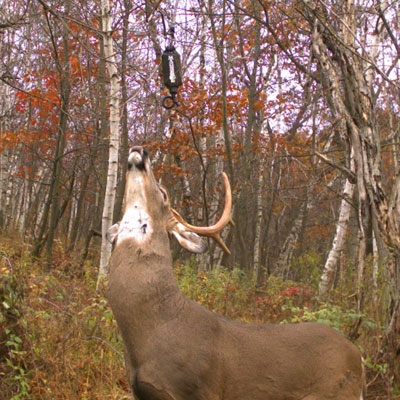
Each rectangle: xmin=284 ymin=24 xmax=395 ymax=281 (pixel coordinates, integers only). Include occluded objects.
xmin=106 ymin=238 xmax=184 ymax=347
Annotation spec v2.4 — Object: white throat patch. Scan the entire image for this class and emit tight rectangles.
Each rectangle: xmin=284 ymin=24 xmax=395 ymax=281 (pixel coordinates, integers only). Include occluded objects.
xmin=117 ymin=204 xmax=152 ymax=245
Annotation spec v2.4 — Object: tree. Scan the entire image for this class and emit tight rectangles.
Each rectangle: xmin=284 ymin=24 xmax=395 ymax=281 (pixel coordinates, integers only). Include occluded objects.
xmin=319 ymin=156 xmax=355 ymax=295
xmin=301 ymin=0 xmax=399 ymax=325
xmin=98 ymin=0 xmax=121 ymax=282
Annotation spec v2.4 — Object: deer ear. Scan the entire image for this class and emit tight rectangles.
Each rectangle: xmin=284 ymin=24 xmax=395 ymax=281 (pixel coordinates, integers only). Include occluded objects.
xmin=171 ymin=224 xmax=207 ymax=254
xmin=107 ymin=223 xmax=120 ymax=244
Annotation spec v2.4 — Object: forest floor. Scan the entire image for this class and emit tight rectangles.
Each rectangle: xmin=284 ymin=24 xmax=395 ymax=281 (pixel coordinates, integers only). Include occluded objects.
xmin=0 ymin=234 xmax=398 ymax=399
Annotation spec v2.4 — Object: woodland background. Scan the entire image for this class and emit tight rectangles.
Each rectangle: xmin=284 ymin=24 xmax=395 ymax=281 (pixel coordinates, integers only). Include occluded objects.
xmin=0 ymin=0 xmax=400 ymax=398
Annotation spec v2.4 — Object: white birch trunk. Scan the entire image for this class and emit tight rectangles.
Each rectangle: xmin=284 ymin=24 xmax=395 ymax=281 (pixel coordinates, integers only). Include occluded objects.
xmin=253 ymin=161 xmax=264 ymax=280
xmin=0 ymin=147 xmax=7 ymax=226
xmin=4 ymin=152 xmax=16 ymax=227
xmin=14 ymin=179 xmax=24 ymax=232
xmin=33 ymin=166 xmax=46 ymax=236
xmin=98 ymin=0 xmax=121 ymax=282
xmin=372 ymin=231 xmax=380 ymax=305
xmin=0 ymin=84 xmax=12 ymax=227
xmin=319 ymin=166 xmax=355 ymax=295
xmin=275 ymin=195 xmax=310 ymax=278
xmin=68 ymin=187 xmax=78 ymax=243
xmin=20 ymin=176 xmax=30 ymax=234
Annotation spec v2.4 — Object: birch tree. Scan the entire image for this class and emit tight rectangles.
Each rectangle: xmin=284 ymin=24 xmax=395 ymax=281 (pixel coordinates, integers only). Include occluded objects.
xmin=98 ymin=0 xmax=121 ymax=282
xmin=319 ymin=156 xmax=355 ymax=295
xmin=275 ymin=193 xmax=311 ymax=278
xmin=301 ymin=0 xmax=396 ymax=302
xmin=0 ymin=83 xmax=12 ymax=229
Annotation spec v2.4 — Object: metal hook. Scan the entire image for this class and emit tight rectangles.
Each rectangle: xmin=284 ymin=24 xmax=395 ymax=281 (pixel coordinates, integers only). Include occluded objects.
xmin=162 ymin=95 xmax=178 ymax=109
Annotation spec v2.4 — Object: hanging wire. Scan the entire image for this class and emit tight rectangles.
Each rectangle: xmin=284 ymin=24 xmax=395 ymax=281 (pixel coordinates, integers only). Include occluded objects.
xmin=160 ymin=6 xmax=176 ymax=46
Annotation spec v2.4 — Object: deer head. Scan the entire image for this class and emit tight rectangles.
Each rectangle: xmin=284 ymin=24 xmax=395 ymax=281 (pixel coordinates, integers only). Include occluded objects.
xmin=105 ymin=146 xmax=365 ymax=400
xmin=107 ymin=146 xmax=232 ymax=255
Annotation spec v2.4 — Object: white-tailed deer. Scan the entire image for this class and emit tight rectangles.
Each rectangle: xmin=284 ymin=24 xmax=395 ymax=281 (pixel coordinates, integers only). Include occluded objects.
xmin=106 ymin=146 xmax=364 ymax=400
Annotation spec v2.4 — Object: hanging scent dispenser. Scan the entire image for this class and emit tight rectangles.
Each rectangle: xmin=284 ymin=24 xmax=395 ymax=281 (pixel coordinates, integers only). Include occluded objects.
xmin=162 ymin=44 xmax=182 ymax=109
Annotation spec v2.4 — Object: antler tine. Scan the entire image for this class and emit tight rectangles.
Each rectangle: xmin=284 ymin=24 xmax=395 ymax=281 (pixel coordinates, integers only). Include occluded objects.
xmin=171 ymin=172 xmax=233 ymax=255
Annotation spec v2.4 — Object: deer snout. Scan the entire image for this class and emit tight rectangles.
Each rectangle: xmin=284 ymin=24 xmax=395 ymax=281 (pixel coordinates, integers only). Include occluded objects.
xmin=128 ymin=146 xmax=147 ymax=170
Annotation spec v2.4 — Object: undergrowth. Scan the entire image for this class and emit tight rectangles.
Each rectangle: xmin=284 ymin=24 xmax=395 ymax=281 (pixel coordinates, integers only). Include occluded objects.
xmin=0 ymin=237 xmax=128 ymax=399
xmin=0 ymin=236 xmax=398 ymax=399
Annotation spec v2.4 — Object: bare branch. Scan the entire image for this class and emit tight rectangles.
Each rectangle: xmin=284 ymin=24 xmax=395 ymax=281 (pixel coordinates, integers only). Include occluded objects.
xmin=315 ymin=150 xmax=356 ymax=183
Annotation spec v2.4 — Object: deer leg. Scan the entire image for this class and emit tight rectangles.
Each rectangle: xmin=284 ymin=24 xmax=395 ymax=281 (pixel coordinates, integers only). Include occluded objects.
xmin=133 ymin=380 xmax=177 ymax=400
xmin=123 ymin=346 xmax=136 ymax=389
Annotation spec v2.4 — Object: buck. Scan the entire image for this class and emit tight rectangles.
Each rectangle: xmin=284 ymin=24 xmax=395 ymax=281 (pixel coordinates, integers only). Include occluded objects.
xmin=106 ymin=146 xmax=364 ymax=400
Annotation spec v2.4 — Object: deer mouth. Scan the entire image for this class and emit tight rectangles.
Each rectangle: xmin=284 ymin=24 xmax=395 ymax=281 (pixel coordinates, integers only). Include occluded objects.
xmin=128 ymin=146 xmax=147 ymax=171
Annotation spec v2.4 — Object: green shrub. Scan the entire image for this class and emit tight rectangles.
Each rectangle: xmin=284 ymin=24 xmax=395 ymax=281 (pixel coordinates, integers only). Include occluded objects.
xmin=0 ymin=249 xmax=30 ymax=399
xmin=176 ymin=261 xmax=253 ymax=319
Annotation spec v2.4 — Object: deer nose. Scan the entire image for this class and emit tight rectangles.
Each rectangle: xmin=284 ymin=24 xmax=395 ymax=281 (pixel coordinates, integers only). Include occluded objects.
xmin=128 ymin=146 xmax=147 ymax=170
xmin=130 ymin=146 xmax=144 ymax=155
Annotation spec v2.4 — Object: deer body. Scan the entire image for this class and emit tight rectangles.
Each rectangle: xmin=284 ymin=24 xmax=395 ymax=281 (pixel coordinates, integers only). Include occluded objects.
xmin=106 ymin=147 xmax=364 ymax=400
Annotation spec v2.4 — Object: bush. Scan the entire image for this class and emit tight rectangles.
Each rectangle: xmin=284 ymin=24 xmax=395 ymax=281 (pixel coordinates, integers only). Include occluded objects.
xmin=0 ymin=238 xmax=129 ymax=399
xmin=176 ymin=261 xmax=253 ymax=319
xmin=0 ymin=245 xmax=29 ymax=399
xmin=252 ymin=275 xmax=314 ymax=323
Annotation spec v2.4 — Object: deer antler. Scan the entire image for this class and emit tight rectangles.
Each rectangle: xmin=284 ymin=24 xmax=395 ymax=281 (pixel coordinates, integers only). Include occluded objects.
xmin=171 ymin=172 xmax=234 ymax=255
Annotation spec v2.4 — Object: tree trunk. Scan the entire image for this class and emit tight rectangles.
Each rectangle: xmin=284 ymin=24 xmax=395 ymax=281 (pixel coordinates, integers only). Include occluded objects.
xmin=231 ymin=0 xmax=262 ymax=270
xmin=98 ymin=0 xmax=121 ymax=283
xmin=208 ymin=128 xmax=226 ymax=268
xmin=113 ymin=0 xmax=131 ymax=224
xmin=45 ymin=64 xmax=71 ymax=266
xmin=253 ymin=160 xmax=264 ymax=282
xmin=32 ymin=3 xmax=71 ymax=261
xmin=67 ymin=172 xmax=90 ymax=252
xmin=0 ymin=84 xmax=12 ymax=230
xmin=207 ymin=0 xmax=234 ymax=183
xmin=302 ymin=0 xmax=400 ymax=333
xmin=275 ymin=194 xmax=310 ymax=279
xmin=319 ymin=156 xmax=355 ymax=296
